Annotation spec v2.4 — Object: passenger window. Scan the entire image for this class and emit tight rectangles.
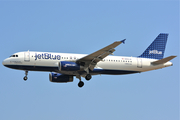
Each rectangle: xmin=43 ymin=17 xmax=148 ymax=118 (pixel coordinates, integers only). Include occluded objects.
xmin=16 ymin=55 xmax=18 ymax=57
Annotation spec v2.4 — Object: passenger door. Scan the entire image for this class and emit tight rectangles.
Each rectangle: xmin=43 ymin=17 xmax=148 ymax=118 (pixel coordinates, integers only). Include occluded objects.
xmin=137 ymin=58 xmax=142 ymax=68
xmin=24 ymin=51 xmax=30 ymax=62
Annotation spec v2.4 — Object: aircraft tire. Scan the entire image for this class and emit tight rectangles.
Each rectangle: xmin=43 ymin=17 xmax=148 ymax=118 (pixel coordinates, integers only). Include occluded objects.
xmin=78 ymin=81 xmax=84 ymax=88
xmin=23 ymin=76 xmax=28 ymax=81
xmin=85 ymin=74 xmax=92 ymax=81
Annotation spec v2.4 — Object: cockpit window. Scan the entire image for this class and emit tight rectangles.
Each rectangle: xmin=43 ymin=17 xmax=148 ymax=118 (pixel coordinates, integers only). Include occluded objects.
xmin=10 ymin=55 xmax=15 ymax=57
xmin=10 ymin=55 xmax=18 ymax=57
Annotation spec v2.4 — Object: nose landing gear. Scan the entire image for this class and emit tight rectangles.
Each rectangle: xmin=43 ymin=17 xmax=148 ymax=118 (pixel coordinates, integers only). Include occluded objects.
xmin=23 ymin=71 xmax=28 ymax=81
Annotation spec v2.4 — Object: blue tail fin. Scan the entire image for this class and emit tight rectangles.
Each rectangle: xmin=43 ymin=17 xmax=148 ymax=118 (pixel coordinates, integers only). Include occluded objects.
xmin=139 ymin=33 xmax=168 ymax=59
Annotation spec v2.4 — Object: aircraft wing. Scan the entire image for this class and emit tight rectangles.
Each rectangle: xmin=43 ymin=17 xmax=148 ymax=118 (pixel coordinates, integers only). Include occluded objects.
xmin=76 ymin=39 xmax=126 ymax=71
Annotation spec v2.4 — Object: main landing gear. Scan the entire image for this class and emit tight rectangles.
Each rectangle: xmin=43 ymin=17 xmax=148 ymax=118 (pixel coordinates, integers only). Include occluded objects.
xmin=77 ymin=74 xmax=92 ymax=88
xmin=85 ymin=74 xmax=92 ymax=80
xmin=78 ymin=81 xmax=84 ymax=88
xmin=23 ymin=71 xmax=28 ymax=81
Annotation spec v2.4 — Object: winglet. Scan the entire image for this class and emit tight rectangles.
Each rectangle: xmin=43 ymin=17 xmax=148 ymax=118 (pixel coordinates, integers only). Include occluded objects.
xmin=121 ymin=39 xmax=126 ymax=44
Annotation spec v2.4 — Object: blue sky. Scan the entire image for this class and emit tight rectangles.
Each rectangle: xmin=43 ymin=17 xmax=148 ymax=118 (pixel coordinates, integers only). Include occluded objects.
xmin=0 ymin=1 xmax=179 ymax=120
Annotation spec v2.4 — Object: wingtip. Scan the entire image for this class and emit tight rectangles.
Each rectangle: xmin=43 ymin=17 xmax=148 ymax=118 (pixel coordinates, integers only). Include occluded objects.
xmin=121 ymin=39 xmax=126 ymax=44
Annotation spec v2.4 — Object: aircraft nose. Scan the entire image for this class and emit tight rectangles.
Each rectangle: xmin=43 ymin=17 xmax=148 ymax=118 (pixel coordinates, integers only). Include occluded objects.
xmin=2 ymin=59 xmax=8 ymax=66
xmin=2 ymin=60 xmax=5 ymax=66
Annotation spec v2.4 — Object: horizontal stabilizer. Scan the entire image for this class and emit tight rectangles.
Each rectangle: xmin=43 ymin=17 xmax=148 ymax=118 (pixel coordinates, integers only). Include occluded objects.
xmin=151 ymin=56 xmax=177 ymax=65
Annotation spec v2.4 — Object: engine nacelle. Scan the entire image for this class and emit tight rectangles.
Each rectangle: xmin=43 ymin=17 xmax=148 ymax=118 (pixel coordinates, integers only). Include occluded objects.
xmin=58 ymin=61 xmax=81 ymax=71
xmin=49 ymin=73 xmax=73 ymax=83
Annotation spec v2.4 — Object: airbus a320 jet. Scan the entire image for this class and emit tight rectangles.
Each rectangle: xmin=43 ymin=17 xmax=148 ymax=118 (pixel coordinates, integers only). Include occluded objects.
xmin=2 ymin=33 xmax=176 ymax=87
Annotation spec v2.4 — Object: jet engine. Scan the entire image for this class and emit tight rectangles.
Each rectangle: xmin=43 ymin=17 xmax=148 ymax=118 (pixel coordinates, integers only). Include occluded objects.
xmin=58 ymin=61 xmax=81 ymax=71
xmin=49 ymin=73 xmax=73 ymax=83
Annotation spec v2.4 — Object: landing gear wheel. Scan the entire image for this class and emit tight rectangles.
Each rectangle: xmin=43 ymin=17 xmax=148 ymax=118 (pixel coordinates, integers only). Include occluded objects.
xmin=23 ymin=71 xmax=28 ymax=81
xmin=78 ymin=81 xmax=84 ymax=88
xmin=85 ymin=74 xmax=92 ymax=81
xmin=23 ymin=76 xmax=28 ymax=81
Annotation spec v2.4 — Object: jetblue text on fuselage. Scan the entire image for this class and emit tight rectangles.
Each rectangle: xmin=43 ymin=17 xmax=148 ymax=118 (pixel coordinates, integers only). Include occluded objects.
xmin=35 ymin=53 xmax=61 ymax=60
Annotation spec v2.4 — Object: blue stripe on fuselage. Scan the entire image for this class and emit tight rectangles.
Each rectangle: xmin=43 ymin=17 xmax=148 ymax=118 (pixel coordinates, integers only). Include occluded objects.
xmin=4 ymin=65 xmax=139 ymax=75
xmin=4 ymin=65 xmax=57 ymax=72
xmin=91 ymin=69 xmax=139 ymax=75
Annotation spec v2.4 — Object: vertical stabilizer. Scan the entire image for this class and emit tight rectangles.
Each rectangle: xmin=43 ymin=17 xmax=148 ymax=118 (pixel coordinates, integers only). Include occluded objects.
xmin=139 ymin=33 xmax=168 ymax=59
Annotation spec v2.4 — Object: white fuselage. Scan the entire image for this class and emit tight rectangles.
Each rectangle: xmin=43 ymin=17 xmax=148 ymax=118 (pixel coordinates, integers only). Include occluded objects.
xmin=2 ymin=51 xmax=173 ymax=76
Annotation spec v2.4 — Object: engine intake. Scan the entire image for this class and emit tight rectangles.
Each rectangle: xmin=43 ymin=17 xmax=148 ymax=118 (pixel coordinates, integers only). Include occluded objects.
xmin=49 ymin=73 xmax=73 ymax=83
xmin=58 ymin=61 xmax=81 ymax=71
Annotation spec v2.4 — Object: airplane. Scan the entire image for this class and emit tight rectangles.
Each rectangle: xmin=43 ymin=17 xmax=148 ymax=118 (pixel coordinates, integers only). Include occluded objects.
xmin=2 ymin=33 xmax=176 ymax=88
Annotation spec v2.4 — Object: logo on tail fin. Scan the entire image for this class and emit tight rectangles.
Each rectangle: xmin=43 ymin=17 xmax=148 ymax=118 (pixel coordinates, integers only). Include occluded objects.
xmin=149 ymin=50 xmax=162 ymax=55
xmin=138 ymin=33 xmax=168 ymax=59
